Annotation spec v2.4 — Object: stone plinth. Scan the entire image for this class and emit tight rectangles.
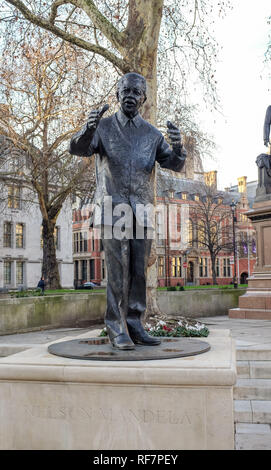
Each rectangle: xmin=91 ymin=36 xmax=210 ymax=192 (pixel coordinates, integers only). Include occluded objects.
xmin=229 ymin=200 xmax=271 ymax=320
xmin=0 ymin=329 xmax=236 ymax=450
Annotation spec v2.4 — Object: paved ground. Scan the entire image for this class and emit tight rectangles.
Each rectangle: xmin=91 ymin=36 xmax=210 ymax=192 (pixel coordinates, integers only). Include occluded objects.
xmin=197 ymin=315 xmax=271 ymax=349
xmin=0 ymin=315 xmax=270 ymax=348
xmin=0 ymin=324 xmax=104 ymax=346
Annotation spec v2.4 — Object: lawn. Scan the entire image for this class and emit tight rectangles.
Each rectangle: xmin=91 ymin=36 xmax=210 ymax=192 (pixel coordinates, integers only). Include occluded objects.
xmin=44 ymin=288 xmax=106 ymax=295
xmin=157 ymin=284 xmax=247 ymax=291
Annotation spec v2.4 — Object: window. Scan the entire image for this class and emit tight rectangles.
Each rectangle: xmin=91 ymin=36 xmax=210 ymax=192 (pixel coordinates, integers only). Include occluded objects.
xmin=8 ymin=185 xmax=21 ymax=209
xmin=194 ymin=194 xmax=200 ymax=202
xmin=82 ymin=260 xmax=87 ymax=281
xmin=199 ymin=258 xmax=208 ymax=277
xmin=223 ymin=258 xmax=231 ymax=277
xmin=73 ymin=232 xmax=87 ymax=253
xmin=171 ymin=257 xmax=181 ymax=277
xmin=239 ymin=213 xmax=247 ymax=223
xmin=188 ymin=219 xmax=193 ymax=247
xmin=16 ymin=261 xmax=24 ymax=285
xmin=4 ymin=261 xmax=12 ymax=285
xmin=73 ymin=232 xmax=79 ymax=253
xmin=90 ymin=259 xmax=95 ymax=279
xmin=79 ymin=232 xmax=88 ymax=252
xmin=182 ymin=193 xmax=187 ymax=200
xmin=3 ymin=222 xmax=12 ymax=248
xmin=158 ymin=256 xmax=165 ymax=277
xmin=15 ymin=223 xmax=24 ymax=248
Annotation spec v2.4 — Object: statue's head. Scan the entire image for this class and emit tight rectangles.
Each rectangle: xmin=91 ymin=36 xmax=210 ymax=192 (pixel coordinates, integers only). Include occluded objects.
xmin=116 ymin=72 xmax=147 ymax=117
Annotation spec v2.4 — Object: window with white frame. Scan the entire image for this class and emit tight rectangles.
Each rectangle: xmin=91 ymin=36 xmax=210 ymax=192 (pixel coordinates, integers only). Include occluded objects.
xmin=4 ymin=260 xmax=12 ymax=285
xmin=15 ymin=223 xmax=24 ymax=248
xmin=16 ymin=261 xmax=24 ymax=285
xmin=3 ymin=222 xmax=12 ymax=248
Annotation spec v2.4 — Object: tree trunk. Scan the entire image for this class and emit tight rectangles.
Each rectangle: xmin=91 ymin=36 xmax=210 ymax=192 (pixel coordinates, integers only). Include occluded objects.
xmin=124 ymin=1 xmax=163 ymax=317
xmin=211 ymin=255 xmax=217 ymax=286
xmin=42 ymin=218 xmax=61 ymax=290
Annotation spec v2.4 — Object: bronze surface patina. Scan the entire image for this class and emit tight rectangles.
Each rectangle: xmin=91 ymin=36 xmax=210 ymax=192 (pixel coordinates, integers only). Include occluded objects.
xmin=67 ymin=72 xmax=189 ymax=353
xmin=48 ymin=336 xmax=211 ymax=361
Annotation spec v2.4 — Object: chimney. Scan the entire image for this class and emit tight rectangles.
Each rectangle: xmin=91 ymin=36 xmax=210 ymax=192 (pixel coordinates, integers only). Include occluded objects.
xmin=237 ymin=176 xmax=247 ymax=194
xmin=204 ymin=170 xmax=217 ymax=189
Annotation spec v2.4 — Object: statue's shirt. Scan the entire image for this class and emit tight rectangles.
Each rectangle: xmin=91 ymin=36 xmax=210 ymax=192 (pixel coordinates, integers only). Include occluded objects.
xmin=70 ymin=110 xmax=186 ymax=227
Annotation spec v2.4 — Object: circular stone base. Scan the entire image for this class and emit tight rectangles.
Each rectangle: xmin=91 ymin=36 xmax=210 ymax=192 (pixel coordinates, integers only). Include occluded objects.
xmin=48 ymin=336 xmax=210 ymax=361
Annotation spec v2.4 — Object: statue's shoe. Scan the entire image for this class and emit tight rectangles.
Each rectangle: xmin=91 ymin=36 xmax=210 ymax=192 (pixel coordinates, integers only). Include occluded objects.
xmin=110 ymin=333 xmax=135 ymax=350
xmin=127 ymin=321 xmax=161 ymax=346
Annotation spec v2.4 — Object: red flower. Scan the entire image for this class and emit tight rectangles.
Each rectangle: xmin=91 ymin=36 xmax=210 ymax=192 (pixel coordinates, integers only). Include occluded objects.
xmin=163 ymin=325 xmax=172 ymax=331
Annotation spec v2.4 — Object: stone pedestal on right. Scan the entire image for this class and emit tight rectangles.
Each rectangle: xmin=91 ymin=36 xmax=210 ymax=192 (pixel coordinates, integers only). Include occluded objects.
xmin=229 ymin=199 xmax=271 ymax=319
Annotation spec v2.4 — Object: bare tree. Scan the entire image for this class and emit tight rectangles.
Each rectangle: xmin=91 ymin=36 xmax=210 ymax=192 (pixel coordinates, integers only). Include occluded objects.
xmin=1 ymin=0 xmax=231 ymax=121
xmin=0 ymin=37 xmax=115 ymax=288
xmin=0 ymin=0 xmax=230 ymax=307
xmin=189 ymin=182 xmax=233 ymax=285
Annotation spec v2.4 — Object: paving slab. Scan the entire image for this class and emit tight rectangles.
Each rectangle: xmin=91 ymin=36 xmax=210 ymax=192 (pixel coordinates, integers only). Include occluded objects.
xmin=234 ymin=378 xmax=271 ymax=400
xmin=251 ymin=400 xmax=271 ymax=423
xmin=235 ymin=423 xmax=271 ymax=450
xmin=236 ymin=361 xmax=249 ymax=378
xmin=250 ymin=361 xmax=271 ymax=379
xmin=234 ymin=400 xmax=252 ymax=423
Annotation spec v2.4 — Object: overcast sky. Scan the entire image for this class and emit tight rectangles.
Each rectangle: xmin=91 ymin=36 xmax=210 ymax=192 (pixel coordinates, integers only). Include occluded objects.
xmin=199 ymin=0 xmax=271 ymax=190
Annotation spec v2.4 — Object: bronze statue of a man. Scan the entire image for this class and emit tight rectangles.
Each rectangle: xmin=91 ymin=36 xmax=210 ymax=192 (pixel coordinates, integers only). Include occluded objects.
xmin=69 ymin=72 xmax=187 ymax=350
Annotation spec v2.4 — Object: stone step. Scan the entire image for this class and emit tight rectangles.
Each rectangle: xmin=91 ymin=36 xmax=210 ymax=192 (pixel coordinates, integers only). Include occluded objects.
xmin=234 ymin=378 xmax=271 ymax=400
xmin=238 ymin=294 xmax=271 ymax=310
xmin=237 ymin=360 xmax=271 ymax=378
xmin=229 ymin=307 xmax=271 ymax=320
xmin=235 ymin=400 xmax=271 ymax=424
xmin=236 ymin=345 xmax=271 ymax=361
xmin=235 ymin=423 xmax=271 ymax=450
xmin=237 ymin=361 xmax=249 ymax=378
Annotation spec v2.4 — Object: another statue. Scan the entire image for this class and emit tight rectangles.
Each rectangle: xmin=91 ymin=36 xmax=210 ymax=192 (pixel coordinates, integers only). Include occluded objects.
xmin=255 ymin=105 xmax=271 ymax=200
xmin=69 ymin=73 xmax=187 ymax=350
xmin=264 ymin=105 xmax=271 ymax=148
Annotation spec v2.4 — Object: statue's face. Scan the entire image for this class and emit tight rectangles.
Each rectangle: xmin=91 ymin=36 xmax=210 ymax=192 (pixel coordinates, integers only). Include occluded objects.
xmin=117 ymin=77 xmax=146 ymax=117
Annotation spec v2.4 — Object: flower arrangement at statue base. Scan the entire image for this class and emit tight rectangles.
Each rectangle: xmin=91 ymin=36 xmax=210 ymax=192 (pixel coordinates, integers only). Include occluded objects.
xmin=145 ymin=319 xmax=209 ymax=337
xmin=99 ymin=314 xmax=209 ymax=338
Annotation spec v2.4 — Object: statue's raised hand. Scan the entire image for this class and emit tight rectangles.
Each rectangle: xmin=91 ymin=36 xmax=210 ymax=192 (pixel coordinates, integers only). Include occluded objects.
xmin=166 ymin=121 xmax=181 ymax=146
xmin=87 ymin=104 xmax=109 ymax=130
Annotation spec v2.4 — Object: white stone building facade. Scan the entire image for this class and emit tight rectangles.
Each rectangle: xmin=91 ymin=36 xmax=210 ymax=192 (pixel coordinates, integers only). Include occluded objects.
xmin=0 ymin=136 xmax=74 ymax=290
xmin=0 ymin=187 xmax=74 ymax=290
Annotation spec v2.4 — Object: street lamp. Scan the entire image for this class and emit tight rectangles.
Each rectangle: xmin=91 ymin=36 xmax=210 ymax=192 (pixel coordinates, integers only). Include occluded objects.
xmin=230 ymin=200 xmax=238 ymax=289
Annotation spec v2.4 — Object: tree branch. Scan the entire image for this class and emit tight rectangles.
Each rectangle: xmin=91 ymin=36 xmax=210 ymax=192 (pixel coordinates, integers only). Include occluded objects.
xmin=75 ymin=0 xmax=126 ymax=51
xmin=5 ymin=0 xmax=129 ymax=72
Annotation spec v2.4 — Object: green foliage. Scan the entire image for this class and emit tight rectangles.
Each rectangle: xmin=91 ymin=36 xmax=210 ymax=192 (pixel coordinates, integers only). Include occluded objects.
xmin=99 ymin=320 xmax=209 ymax=339
xmin=11 ymin=289 xmax=43 ymax=298
xmin=147 ymin=322 xmax=209 ymax=338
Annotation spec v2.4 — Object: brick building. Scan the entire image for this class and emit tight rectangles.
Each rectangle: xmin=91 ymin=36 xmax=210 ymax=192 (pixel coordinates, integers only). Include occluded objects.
xmin=72 ymin=169 xmax=257 ymax=288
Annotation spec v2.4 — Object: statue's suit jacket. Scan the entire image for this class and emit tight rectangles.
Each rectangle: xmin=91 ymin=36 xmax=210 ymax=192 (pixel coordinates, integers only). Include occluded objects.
xmin=69 ymin=110 xmax=187 ymax=227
